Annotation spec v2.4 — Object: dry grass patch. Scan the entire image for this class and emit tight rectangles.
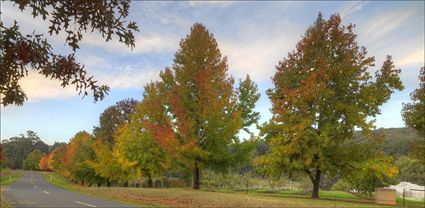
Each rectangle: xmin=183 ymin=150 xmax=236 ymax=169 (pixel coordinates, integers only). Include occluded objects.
xmin=44 ymin=172 xmax=388 ymax=207
xmin=78 ymin=187 xmax=385 ymax=207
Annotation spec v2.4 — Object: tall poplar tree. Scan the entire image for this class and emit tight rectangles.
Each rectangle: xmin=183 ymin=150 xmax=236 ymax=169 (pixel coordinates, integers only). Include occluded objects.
xmin=259 ymin=14 xmax=404 ymax=198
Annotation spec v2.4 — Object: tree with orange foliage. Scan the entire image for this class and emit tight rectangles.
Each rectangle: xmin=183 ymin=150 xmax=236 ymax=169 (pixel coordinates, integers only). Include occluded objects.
xmin=47 ymin=150 xmax=56 ymax=170
xmin=39 ymin=154 xmax=50 ymax=170
xmin=39 ymin=149 xmax=58 ymax=171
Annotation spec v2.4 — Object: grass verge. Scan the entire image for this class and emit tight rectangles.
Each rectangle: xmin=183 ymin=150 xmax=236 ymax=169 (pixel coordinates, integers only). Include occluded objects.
xmin=1 ymin=168 xmax=24 ymax=208
xmin=42 ymin=172 xmax=143 ymax=206
xmin=0 ymin=169 xmax=23 ymax=186
xmin=42 ymin=171 xmax=78 ymax=192
xmin=396 ymin=196 xmax=425 ymax=207
xmin=43 ymin=172 xmax=393 ymax=207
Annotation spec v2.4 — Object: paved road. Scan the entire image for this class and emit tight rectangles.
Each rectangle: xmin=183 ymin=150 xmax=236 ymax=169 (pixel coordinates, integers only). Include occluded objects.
xmin=4 ymin=171 xmax=135 ymax=207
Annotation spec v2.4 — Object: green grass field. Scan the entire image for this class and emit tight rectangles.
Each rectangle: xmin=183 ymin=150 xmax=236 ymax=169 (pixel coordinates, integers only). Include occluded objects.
xmin=1 ymin=168 xmax=24 ymax=208
xmin=396 ymin=196 xmax=425 ymax=207
xmin=43 ymin=172 xmax=403 ymax=207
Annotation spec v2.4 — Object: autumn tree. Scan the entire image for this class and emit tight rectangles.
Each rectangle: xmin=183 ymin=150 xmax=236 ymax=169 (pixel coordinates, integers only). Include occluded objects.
xmin=402 ymin=67 xmax=425 ymax=164
xmin=89 ymin=139 xmax=131 ymax=186
xmin=68 ymin=134 xmax=105 ymax=186
xmin=93 ymin=98 xmax=138 ymax=145
xmin=40 ymin=143 xmax=66 ymax=171
xmin=55 ymin=131 xmax=87 ymax=178
xmin=90 ymin=98 xmax=138 ymax=186
xmin=259 ymin=14 xmax=403 ymax=198
xmin=23 ymin=149 xmax=45 ymax=170
xmin=0 ymin=0 xmax=139 ymax=106
xmin=39 ymin=154 xmax=50 ymax=171
xmin=53 ymin=131 xmax=99 ymax=185
xmin=151 ymin=23 xmax=259 ymax=189
xmin=49 ymin=144 xmax=67 ymax=173
xmin=114 ymin=97 xmax=173 ymax=187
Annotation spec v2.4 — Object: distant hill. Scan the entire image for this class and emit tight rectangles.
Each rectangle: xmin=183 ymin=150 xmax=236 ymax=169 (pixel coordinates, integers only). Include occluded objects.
xmin=355 ymin=127 xmax=423 ymax=158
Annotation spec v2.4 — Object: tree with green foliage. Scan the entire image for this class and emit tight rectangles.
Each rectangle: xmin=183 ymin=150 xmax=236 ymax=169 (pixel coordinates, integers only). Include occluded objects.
xmin=236 ymin=75 xmax=261 ymax=135
xmin=49 ymin=142 xmax=67 ymax=153
xmin=0 ymin=0 xmax=139 ymax=106
xmin=90 ymin=98 xmax=138 ymax=186
xmin=331 ymin=179 xmax=353 ymax=192
xmin=227 ymin=138 xmax=259 ymax=174
xmin=23 ymin=149 xmax=45 ymax=170
xmin=49 ymin=144 xmax=67 ymax=173
xmin=2 ymin=130 xmax=49 ymax=169
xmin=402 ymin=67 xmax=425 ymax=164
xmin=89 ymin=139 xmax=131 ymax=186
xmin=68 ymin=132 xmax=105 ymax=186
xmin=338 ymin=140 xmax=398 ymax=196
xmin=0 ymin=144 xmax=6 ymax=168
xmin=150 ymin=23 xmax=260 ymax=189
xmin=114 ymin=99 xmax=173 ymax=187
xmin=395 ymin=156 xmax=425 ymax=186
xmin=258 ymin=13 xmax=404 ymax=198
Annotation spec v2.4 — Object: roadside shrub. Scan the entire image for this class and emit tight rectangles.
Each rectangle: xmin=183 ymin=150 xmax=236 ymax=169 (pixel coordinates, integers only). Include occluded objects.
xmin=331 ymin=179 xmax=353 ymax=192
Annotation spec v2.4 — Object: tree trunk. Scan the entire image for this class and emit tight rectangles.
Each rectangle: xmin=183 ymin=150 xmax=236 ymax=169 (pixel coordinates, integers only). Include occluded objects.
xmin=107 ymin=181 xmax=111 ymax=187
xmin=311 ymin=169 xmax=321 ymax=198
xmin=147 ymin=174 xmax=153 ymax=188
xmin=97 ymin=183 xmax=101 ymax=187
xmin=124 ymin=181 xmax=128 ymax=187
xmin=192 ymin=160 xmax=200 ymax=189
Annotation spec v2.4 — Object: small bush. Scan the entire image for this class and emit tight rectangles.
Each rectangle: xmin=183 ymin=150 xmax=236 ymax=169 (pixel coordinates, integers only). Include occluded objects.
xmin=331 ymin=179 xmax=353 ymax=192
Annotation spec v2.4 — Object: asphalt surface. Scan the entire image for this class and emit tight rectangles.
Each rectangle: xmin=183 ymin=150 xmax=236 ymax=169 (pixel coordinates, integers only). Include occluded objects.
xmin=4 ymin=171 xmax=135 ymax=207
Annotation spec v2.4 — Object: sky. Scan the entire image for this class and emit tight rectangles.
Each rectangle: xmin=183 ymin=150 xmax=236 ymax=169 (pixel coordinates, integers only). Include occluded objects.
xmin=1 ymin=1 xmax=424 ymax=145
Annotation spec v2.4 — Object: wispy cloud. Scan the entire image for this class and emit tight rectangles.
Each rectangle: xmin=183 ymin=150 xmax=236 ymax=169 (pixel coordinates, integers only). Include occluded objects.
xmin=187 ymin=1 xmax=237 ymax=8
xmin=81 ymin=33 xmax=179 ymax=54
xmin=18 ymin=61 xmax=161 ymax=103
xmin=398 ymin=49 xmax=425 ymax=67
xmin=340 ymin=1 xmax=369 ymax=18
xmin=94 ymin=64 xmax=160 ymax=89
xmin=348 ymin=3 xmax=424 ymax=89
xmin=358 ymin=7 xmax=417 ymax=45
xmin=218 ymin=15 xmax=303 ymax=82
